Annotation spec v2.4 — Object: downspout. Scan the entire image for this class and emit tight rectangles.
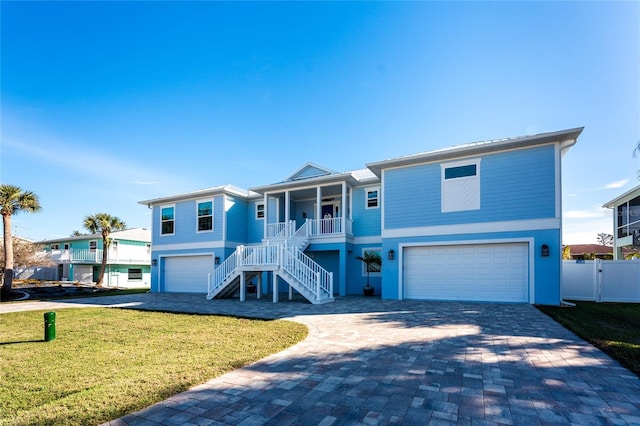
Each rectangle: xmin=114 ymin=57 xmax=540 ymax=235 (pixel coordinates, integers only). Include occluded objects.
xmin=559 ymin=139 xmax=577 ymax=307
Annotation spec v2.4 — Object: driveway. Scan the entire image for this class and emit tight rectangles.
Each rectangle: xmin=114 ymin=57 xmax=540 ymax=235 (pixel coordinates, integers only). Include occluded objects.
xmin=3 ymin=294 xmax=640 ymax=425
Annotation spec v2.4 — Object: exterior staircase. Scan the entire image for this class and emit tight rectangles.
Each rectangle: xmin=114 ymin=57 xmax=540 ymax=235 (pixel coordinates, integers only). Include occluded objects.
xmin=206 ymin=220 xmax=334 ymax=304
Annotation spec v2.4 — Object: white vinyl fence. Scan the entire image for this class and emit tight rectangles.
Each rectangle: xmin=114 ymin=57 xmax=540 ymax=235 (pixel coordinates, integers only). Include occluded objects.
xmin=562 ymin=260 xmax=640 ymax=303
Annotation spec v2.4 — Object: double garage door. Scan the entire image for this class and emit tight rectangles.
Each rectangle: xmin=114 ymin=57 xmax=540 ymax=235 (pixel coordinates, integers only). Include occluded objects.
xmin=163 ymin=255 xmax=213 ymax=293
xmin=403 ymin=242 xmax=529 ymax=302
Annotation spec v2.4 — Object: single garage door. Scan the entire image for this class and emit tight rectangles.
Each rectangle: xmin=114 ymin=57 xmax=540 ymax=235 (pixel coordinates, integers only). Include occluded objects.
xmin=403 ymin=243 xmax=529 ymax=302
xmin=163 ymin=255 xmax=213 ymax=293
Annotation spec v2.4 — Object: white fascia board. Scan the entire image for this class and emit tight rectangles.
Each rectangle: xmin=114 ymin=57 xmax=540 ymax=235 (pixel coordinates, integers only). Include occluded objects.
xmin=151 ymin=241 xmax=227 ymax=251
xmin=382 ymin=218 xmax=560 ymax=239
xmin=367 ymin=127 xmax=583 ymax=177
xmin=603 ymin=184 xmax=640 ymax=209
xmin=139 ymin=185 xmax=251 ymax=206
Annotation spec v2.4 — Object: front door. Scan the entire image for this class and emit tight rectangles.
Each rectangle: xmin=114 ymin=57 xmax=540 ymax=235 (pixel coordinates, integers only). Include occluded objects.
xmin=321 ymin=204 xmax=338 ymax=234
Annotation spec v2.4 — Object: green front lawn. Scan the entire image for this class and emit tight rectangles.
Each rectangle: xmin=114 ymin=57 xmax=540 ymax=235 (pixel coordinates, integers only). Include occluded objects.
xmin=537 ymin=302 xmax=640 ymax=377
xmin=0 ymin=308 xmax=308 ymax=425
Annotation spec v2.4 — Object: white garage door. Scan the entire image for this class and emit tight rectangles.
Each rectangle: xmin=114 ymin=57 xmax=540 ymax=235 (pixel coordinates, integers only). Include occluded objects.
xmin=163 ymin=255 xmax=213 ymax=293
xmin=74 ymin=265 xmax=93 ymax=283
xmin=403 ymin=243 xmax=529 ymax=302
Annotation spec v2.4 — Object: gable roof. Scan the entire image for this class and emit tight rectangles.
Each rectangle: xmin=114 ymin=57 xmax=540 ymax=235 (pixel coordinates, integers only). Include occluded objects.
xmin=285 ymin=163 xmax=334 ymax=181
xmin=366 ymin=127 xmax=584 ymax=177
xmin=603 ymin=184 xmax=640 ymax=209
xmin=138 ymin=185 xmax=258 ymax=206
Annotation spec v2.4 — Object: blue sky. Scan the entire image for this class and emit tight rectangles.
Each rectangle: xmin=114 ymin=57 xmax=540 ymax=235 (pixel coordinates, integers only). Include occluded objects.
xmin=1 ymin=1 xmax=638 ymax=244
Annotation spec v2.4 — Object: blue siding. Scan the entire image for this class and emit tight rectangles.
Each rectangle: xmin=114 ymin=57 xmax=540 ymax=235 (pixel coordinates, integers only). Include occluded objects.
xmin=351 ymin=186 xmax=382 ymax=237
xmin=152 ymin=196 xmax=225 ymax=244
xmin=385 ymin=145 xmax=557 ymax=229
xmin=247 ymin=200 xmax=264 ymax=244
xmin=226 ymin=196 xmax=248 ymax=243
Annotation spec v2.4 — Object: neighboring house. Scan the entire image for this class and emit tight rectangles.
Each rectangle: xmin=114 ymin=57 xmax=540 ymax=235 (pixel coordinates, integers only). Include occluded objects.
xmin=563 ymin=244 xmax=616 ymax=260
xmin=39 ymin=228 xmax=151 ymax=287
xmin=140 ymin=127 xmax=582 ymax=305
xmin=604 ymin=184 xmax=640 ymax=260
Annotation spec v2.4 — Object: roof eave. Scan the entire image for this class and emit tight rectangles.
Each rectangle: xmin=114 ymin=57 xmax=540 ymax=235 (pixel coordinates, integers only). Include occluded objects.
xmin=139 ymin=185 xmax=251 ymax=206
xmin=603 ymin=184 xmax=640 ymax=209
xmin=366 ymin=127 xmax=584 ymax=177
xmin=250 ymin=172 xmax=360 ymax=194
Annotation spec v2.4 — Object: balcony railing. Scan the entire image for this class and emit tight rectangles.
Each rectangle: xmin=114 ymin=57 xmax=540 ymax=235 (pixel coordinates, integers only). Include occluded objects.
xmin=47 ymin=249 xmax=150 ymax=264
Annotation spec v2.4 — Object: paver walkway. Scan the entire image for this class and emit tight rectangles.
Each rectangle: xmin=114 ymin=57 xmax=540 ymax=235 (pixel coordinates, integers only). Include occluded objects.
xmin=3 ymin=294 xmax=640 ymax=425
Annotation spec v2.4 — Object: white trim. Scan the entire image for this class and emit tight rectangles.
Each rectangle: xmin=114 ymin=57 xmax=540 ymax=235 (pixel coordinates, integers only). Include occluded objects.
xmin=383 ymin=218 xmax=560 ymax=239
xmin=365 ymin=186 xmax=380 ymax=210
xmin=255 ymin=201 xmax=265 ymax=220
xmin=353 ymin=236 xmax=382 ymax=245
xmin=153 ymin=241 xmax=227 ymax=251
xmin=381 ymin=170 xmax=386 ymax=233
xmin=397 ymin=238 xmax=535 ymax=303
xmin=195 ymin=198 xmax=214 ymax=234
xmin=160 ymin=204 xmax=176 ymax=236
xmin=89 ymin=240 xmax=98 ymax=251
xmin=555 ymin=144 xmax=561 ymax=219
xmin=441 ymin=158 xmax=481 ymax=213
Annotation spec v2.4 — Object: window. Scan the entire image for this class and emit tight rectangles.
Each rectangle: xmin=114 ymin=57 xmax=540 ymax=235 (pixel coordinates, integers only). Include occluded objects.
xmin=161 ymin=206 xmax=175 ymax=235
xmin=89 ymin=240 xmax=97 ymax=252
xmin=128 ymin=268 xmax=143 ymax=281
xmin=63 ymin=243 xmax=70 ymax=250
xmin=197 ymin=200 xmax=213 ymax=232
xmin=441 ymin=159 xmax=481 ymax=213
xmin=366 ymin=187 xmax=380 ymax=209
xmin=50 ymin=244 xmax=60 ymax=250
xmin=256 ymin=202 xmax=265 ymax=219
xmin=360 ymin=249 xmax=382 ymax=276
xmin=617 ymin=196 xmax=640 ymax=239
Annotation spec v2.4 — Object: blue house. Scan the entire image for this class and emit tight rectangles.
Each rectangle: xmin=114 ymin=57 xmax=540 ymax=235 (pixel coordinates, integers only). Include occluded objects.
xmin=140 ymin=127 xmax=582 ymax=305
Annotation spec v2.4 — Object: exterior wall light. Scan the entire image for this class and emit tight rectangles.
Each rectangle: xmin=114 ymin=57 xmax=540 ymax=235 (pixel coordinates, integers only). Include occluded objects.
xmin=541 ymin=244 xmax=549 ymax=257
xmin=152 ymin=259 xmax=157 ymax=266
xmin=388 ymin=249 xmax=395 ymax=260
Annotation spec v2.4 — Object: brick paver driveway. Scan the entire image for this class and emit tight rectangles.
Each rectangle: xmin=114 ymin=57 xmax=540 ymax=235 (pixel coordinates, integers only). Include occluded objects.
xmin=4 ymin=294 xmax=640 ymax=425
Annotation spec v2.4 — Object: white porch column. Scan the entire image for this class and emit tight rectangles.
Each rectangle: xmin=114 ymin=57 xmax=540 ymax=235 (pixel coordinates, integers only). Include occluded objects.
xmin=316 ymin=187 xmax=322 ymax=220
xmin=285 ymin=191 xmax=290 ymax=223
xmin=273 ymin=273 xmax=279 ymax=303
xmin=263 ymin=193 xmax=268 ymax=239
xmin=240 ymin=272 xmax=246 ymax=302
xmin=341 ymin=182 xmax=347 ymax=232
xmin=257 ymin=273 xmax=262 ymax=300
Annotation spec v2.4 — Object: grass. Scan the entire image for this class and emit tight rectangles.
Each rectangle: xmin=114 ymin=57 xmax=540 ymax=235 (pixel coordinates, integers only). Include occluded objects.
xmin=0 ymin=308 xmax=308 ymax=425
xmin=537 ymin=302 xmax=640 ymax=377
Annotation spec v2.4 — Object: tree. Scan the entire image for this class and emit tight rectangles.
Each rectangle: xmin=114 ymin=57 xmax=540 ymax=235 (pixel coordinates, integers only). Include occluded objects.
xmin=83 ymin=213 xmax=126 ymax=286
xmin=1 ymin=185 xmax=42 ymax=296
xmin=356 ymin=251 xmax=382 ymax=289
xmin=70 ymin=230 xmax=84 ymax=237
xmin=561 ymin=245 xmax=572 ymax=260
xmin=597 ymin=233 xmax=613 ymax=247
xmin=0 ymin=237 xmax=55 ymax=273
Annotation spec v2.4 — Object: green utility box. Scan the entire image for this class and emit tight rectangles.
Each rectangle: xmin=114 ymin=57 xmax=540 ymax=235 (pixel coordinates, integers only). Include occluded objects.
xmin=44 ymin=311 xmax=56 ymax=342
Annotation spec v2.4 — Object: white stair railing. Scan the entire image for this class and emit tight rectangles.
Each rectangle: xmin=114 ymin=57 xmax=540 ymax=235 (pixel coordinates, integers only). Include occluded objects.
xmin=289 ymin=220 xmax=311 ymax=250
xmin=208 ymin=250 xmax=238 ymax=298
xmin=281 ymin=244 xmax=333 ymax=300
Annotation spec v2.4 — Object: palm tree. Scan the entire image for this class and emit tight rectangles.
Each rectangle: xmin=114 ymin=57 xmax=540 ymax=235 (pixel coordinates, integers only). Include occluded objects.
xmin=83 ymin=213 xmax=126 ymax=286
xmin=1 ymin=185 xmax=41 ymax=296
xmin=356 ymin=251 xmax=382 ymax=288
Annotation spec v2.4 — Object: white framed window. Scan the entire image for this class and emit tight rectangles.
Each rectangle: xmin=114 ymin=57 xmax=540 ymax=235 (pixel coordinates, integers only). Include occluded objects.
xmin=89 ymin=240 xmax=97 ymax=252
xmin=128 ymin=268 xmax=143 ymax=281
xmin=63 ymin=243 xmax=70 ymax=250
xmin=50 ymin=244 xmax=60 ymax=250
xmin=196 ymin=200 xmax=213 ymax=232
xmin=160 ymin=205 xmax=175 ymax=235
xmin=441 ymin=159 xmax=481 ymax=213
xmin=256 ymin=202 xmax=265 ymax=219
xmin=360 ymin=248 xmax=382 ymax=277
xmin=365 ymin=187 xmax=380 ymax=209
